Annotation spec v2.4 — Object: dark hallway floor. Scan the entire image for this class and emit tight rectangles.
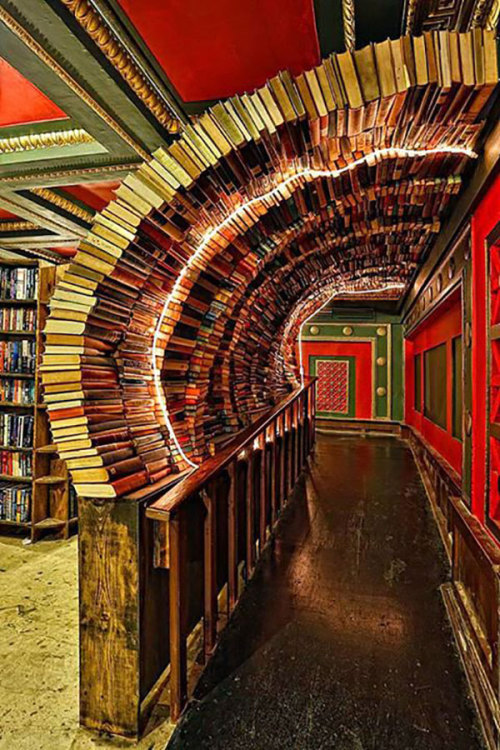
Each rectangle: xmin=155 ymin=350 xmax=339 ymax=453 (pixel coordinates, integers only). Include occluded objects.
xmin=167 ymin=432 xmax=483 ymax=750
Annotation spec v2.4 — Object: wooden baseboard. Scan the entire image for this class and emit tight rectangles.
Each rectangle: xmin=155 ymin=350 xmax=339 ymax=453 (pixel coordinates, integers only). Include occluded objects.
xmin=316 ymin=419 xmax=403 ymax=436
xmin=442 ymin=583 xmax=500 ymax=750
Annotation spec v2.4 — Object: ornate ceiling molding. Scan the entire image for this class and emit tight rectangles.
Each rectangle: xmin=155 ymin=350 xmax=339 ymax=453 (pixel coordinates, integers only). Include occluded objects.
xmin=0 ymin=220 xmax=38 ymax=231
xmin=0 ymin=6 xmax=149 ymax=160
xmin=0 ymin=161 xmax=137 ymax=186
xmin=30 ymin=187 xmax=94 ymax=222
xmin=404 ymin=0 xmax=499 ymax=33
xmin=59 ymin=0 xmax=181 ymax=134
xmin=0 ymin=128 xmax=95 ymax=154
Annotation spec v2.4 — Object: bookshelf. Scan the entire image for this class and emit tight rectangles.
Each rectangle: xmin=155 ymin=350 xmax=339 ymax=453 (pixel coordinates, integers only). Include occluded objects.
xmin=0 ymin=258 xmax=77 ymax=542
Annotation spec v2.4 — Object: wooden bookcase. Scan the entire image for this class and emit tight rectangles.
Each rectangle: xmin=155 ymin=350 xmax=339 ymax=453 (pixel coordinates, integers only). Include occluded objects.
xmin=0 ymin=258 xmax=77 ymax=542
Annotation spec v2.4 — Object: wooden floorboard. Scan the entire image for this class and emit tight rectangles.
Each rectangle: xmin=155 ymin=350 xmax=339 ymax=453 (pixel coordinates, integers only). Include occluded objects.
xmin=167 ymin=432 xmax=483 ymax=750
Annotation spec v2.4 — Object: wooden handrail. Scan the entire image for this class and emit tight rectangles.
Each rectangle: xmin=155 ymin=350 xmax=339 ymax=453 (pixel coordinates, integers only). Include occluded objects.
xmin=146 ymin=378 xmax=316 ymax=519
xmin=145 ymin=377 xmax=317 ymax=722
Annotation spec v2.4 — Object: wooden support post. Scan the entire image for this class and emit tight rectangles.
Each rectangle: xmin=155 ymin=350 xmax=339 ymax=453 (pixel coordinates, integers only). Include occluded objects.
xmin=202 ymin=485 xmax=217 ymax=658
xmin=287 ymin=407 xmax=294 ymax=496
xmin=246 ymin=451 xmax=255 ymax=577
xmin=79 ymin=498 xmax=143 ymax=737
xmin=280 ymin=413 xmax=286 ymax=508
xmin=304 ymin=389 xmax=310 ymax=458
xmin=227 ymin=462 xmax=238 ymax=613
xmin=270 ymin=419 xmax=278 ymax=527
xmin=295 ymin=397 xmax=301 ymax=479
xmin=310 ymin=383 xmax=316 ymax=450
xmin=259 ymin=439 xmax=267 ymax=549
xmin=169 ymin=508 xmax=188 ymax=721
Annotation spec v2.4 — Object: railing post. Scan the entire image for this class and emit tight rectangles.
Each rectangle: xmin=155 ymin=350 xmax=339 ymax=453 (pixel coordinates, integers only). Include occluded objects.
xmin=279 ymin=412 xmax=286 ymax=509
xmin=270 ymin=418 xmax=278 ymax=527
xmin=296 ymin=394 xmax=303 ymax=476
xmin=292 ymin=400 xmax=297 ymax=482
xmin=308 ymin=381 xmax=316 ymax=453
xmin=287 ymin=406 xmax=294 ymax=496
xmin=202 ymin=484 xmax=217 ymax=659
xmin=246 ymin=450 xmax=255 ymax=577
xmin=169 ymin=507 xmax=188 ymax=721
xmin=259 ymin=430 xmax=268 ymax=550
xmin=301 ymin=391 xmax=308 ymax=466
xmin=305 ymin=387 xmax=311 ymax=457
xmin=227 ymin=461 xmax=238 ymax=613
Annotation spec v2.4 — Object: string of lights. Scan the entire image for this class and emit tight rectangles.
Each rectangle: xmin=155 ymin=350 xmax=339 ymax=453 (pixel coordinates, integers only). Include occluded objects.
xmin=152 ymin=145 xmax=477 ymax=469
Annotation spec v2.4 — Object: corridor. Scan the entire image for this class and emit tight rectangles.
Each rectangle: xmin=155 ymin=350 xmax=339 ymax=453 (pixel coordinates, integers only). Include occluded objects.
xmin=167 ymin=432 xmax=482 ymax=750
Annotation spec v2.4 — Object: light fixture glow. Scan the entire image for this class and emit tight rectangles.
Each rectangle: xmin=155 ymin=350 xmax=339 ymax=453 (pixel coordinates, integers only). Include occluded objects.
xmin=152 ymin=145 xmax=476 ymax=469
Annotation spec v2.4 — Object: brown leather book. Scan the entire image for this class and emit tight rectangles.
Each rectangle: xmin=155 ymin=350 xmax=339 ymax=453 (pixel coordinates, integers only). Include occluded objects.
xmin=91 ymin=429 xmax=130 ymax=445
xmin=88 ymin=419 xmax=128 ymax=434
xmin=112 ymin=470 xmax=148 ymax=496
xmin=97 ymin=440 xmax=134 ymax=455
xmin=141 ymin=446 xmax=169 ymax=463
xmin=50 ymin=405 xmax=123 ymax=421
xmin=146 ymin=457 xmax=169 ymax=475
xmin=107 ymin=455 xmax=145 ymax=479
xmin=148 ymin=467 xmax=170 ymax=484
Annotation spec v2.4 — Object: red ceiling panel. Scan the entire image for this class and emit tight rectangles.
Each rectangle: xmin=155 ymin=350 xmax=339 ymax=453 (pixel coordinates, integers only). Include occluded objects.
xmin=62 ymin=181 xmax=122 ymax=212
xmin=49 ymin=246 xmax=77 ymax=258
xmin=0 ymin=58 xmax=67 ymax=128
xmin=0 ymin=208 xmax=18 ymax=220
xmin=116 ymin=0 xmax=320 ymax=101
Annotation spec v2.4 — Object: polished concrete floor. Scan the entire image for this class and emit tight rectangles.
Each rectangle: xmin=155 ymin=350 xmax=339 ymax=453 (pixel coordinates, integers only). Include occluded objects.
xmin=167 ymin=433 xmax=483 ymax=750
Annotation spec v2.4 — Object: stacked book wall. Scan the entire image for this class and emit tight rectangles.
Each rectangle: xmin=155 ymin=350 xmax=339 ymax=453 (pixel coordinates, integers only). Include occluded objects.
xmin=40 ymin=30 xmax=499 ymax=499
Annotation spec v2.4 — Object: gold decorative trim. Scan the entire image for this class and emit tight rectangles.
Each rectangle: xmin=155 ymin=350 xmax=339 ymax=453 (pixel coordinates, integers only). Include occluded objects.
xmin=0 ymin=7 xmax=149 ymax=160
xmin=31 ymin=187 xmax=94 ymax=222
xmin=60 ymin=0 xmax=180 ymax=134
xmin=0 ymin=128 xmax=94 ymax=154
xmin=0 ymin=162 xmax=137 ymax=186
xmin=404 ymin=0 xmax=418 ymax=34
xmin=342 ymin=0 xmax=356 ymax=51
xmin=486 ymin=0 xmax=500 ymax=28
xmin=0 ymin=220 xmax=38 ymax=232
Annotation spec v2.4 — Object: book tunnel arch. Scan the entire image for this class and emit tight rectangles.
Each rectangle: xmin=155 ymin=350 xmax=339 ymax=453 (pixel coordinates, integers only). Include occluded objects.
xmin=42 ymin=31 xmax=494 ymax=497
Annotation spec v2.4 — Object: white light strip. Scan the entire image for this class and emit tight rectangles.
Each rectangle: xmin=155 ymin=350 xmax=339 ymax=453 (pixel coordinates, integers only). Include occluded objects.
xmin=152 ymin=145 xmax=476 ymax=469
xmin=297 ymin=283 xmax=406 ymax=386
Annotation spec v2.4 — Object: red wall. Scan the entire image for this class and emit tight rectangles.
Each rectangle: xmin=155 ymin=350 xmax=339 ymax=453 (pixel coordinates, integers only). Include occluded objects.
xmin=405 ymin=288 xmax=462 ymax=475
xmin=302 ymin=341 xmax=373 ymax=419
xmin=471 ymin=172 xmax=500 ymax=522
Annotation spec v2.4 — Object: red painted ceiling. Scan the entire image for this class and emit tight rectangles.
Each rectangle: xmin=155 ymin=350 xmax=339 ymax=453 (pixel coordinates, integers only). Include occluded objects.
xmin=116 ymin=0 xmax=320 ymax=101
xmin=0 ymin=208 xmax=18 ymax=220
xmin=49 ymin=246 xmax=77 ymax=258
xmin=62 ymin=181 xmax=122 ymax=212
xmin=0 ymin=57 xmax=67 ymax=128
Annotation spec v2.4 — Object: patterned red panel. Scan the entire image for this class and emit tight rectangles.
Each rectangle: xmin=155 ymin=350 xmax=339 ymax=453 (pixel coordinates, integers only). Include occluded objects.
xmin=316 ymin=359 xmax=349 ymax=414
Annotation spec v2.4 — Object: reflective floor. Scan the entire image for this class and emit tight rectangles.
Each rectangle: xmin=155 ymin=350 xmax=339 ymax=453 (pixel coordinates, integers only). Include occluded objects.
xmin=167 ymin=432 xmax=483 ymax=750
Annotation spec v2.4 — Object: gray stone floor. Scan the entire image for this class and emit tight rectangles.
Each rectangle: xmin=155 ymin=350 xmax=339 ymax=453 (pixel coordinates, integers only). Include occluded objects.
xmin=0 ymin=535 xmax=174 ymax=750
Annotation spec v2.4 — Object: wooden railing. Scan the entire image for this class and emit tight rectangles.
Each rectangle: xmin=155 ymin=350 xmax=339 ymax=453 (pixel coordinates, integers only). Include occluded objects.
xmin=146 ymin=378 xmax=316 ymax=720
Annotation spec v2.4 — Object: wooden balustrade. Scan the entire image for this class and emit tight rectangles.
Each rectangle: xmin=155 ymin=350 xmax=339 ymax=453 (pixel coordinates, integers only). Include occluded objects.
xmin=146 ymin=378 xmax=316 ymax=721
xmin=78 ymin=379 xmax=316 ymax=738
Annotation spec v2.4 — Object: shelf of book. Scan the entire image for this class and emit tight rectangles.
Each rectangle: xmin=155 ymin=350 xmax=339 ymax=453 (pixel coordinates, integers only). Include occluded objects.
xmin=0 ymin=402 xmax=34 ymax=408
xmin=0 ymin=259 xmax=77 ymax=542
